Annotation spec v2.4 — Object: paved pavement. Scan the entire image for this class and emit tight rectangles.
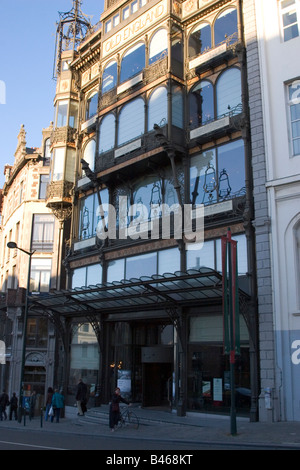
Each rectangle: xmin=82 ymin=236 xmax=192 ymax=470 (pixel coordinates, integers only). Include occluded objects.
xmin=1 ymin=404 xmax=300 ymax=449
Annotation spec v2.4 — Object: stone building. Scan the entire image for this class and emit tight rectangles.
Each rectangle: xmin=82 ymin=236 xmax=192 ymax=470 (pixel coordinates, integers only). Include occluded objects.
xmin=0 ymin=123 xmax=58 ymax=410
xmin=255 ymin=0 xmax=300 ymax=422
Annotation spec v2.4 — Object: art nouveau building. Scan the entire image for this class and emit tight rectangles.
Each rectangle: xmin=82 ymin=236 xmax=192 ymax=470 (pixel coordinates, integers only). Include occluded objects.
xmin=28 ymin=0 xmax=268 ymax=421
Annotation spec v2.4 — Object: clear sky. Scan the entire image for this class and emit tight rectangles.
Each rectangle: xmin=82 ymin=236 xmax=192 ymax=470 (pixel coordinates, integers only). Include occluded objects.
xmin=0 ymin=0 xmax=104 ymax=188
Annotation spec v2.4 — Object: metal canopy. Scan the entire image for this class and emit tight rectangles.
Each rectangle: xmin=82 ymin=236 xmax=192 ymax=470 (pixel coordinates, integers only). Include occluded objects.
xmin=29 ymin=267 xmax=247 ymax=318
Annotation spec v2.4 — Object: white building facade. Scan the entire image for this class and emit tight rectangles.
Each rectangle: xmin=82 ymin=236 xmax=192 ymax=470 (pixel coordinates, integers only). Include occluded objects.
xmin=256 ymin=0 xmax=300 ymax=421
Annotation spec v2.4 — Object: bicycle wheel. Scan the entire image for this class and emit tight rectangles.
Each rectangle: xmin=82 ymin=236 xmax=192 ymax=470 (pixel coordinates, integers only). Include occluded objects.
xmin=127 ymin=410 xmax=139 ymax=429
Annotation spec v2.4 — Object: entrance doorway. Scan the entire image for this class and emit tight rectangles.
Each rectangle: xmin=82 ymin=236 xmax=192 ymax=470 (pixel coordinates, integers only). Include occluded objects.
xmin=142 ymin=362 xmax=172 ymax=407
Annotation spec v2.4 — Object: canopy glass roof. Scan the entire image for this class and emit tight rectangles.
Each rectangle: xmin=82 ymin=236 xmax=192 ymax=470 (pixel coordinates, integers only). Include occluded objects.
xmin=29 ymin=268 xmax=249 ymax=318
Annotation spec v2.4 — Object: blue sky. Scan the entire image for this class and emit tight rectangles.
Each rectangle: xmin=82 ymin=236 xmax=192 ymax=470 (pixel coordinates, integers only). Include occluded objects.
xmin=0 ymin=0 xmax=104 ymax=188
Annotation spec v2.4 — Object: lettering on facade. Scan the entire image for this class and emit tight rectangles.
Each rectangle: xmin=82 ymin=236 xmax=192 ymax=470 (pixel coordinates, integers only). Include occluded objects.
xmin=0 ymin=341 xmax=5 ymax=364
xmin=291 ymin=340 xmax=300 ymax=365
xmin=103 ymin=0 xmax=167 ymax=57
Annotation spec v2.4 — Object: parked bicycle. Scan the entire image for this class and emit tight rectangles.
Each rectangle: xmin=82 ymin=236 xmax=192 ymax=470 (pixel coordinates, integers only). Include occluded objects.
xmin=118 ymin=405 xmax=139 ymax=429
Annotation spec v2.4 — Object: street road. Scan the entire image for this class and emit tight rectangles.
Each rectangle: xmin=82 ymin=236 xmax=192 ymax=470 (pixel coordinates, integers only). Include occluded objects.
xmin=0 ymin=427 xmax=295 ymax=452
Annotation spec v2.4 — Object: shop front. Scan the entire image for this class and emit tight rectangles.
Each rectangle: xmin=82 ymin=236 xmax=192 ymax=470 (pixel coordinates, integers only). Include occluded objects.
xmin=30 ymin=268 xmax=254 ymax=417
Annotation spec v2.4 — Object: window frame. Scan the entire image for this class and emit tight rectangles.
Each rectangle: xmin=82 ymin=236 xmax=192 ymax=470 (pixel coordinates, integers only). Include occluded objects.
xmin=287 ymin=79 xmax=300 ymax=156
xmin=279 ymin=0 xmax=300 ymax=42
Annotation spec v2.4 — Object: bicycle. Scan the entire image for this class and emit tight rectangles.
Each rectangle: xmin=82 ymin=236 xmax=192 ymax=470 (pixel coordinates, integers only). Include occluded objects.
xmin=118 ymin=405 xmax=139 ymax=429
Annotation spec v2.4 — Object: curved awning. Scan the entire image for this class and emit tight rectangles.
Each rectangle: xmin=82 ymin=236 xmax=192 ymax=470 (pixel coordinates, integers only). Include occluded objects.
xmin=29 ymin=267 xmax=250 ymax=318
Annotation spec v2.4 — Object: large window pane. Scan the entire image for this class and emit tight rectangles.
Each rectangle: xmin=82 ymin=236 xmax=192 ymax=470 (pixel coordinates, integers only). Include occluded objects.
xmin=190 ymin=80 xmax=214 ymax=128
xmin=172 ymin=85 xmax=183 ymax=128
xmin=214 ymin=7 xmax=238 ymax=46
xmin=149 ymin=29 xmax=168 ymax=64
xmin=158 ymin=248 xmax=180 ymax=274
xmin=78 ymin=190 xmax=108 ymax=240
xmin=56 ymin=100 xmax=68 ymax=127
xmin=120 ymin=43 xmax=145 ymax=83
xmin=65 ymin=148 xmax=76 ymax=182
xmin=125 ymin=252 xmax=157 ymax=279
xmin=87 ymin=264 xmax=102 ymax=286
xmin=31 ymin=214 xmax=54 ymax=252
xmin=148 ymin=87 xmax=167 ymax=131
xmin=281 ymin=0 xmax=299 ymax=41
xmin=69 ymin=101 xmax=78 ymax=128
xmin=85 ymin=92 xmax=98 ymax=120
xmin=99 ymin=114 xmax=115 ymax=153
xmin=118 ymin=98 xmax=144 ymax=145
xmin=187 ymin=240 xmax=215 ymax=270
xmin=189 ymin=22 xmax=211 ymax=58
xmin=52 ymin=147 xmax=65 ymax=181
xmin=83 ymin=139 xmax=96 ymax=172
xmin=190 ymin=149 xmax=217 ymax=205
xmin=102 ymin=60 xmax=117 ymax=94
xmin=289 ymin=81 xmax=300 ymax=155
xmin=216 ymin=234 xmax=248 ymax=275
xmin=217 ymin=139 xmax=245 ymax=199
xmin=107 ymin=258 xmax=125 ymax=282
xmin=79 ymin=194 xmax=95 ymax=240
xmin=30 ymin=259 xmax=52 ymax=293
xmin=133 ymin=176 xmax=162 ymax=222
xmin=216 ymin=67 xmax=241 ymax=117
xmin=72 ymin=267 xmax=86 ymax=288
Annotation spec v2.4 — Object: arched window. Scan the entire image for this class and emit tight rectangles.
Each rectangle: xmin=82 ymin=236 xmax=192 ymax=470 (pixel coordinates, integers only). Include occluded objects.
xmin=216 ymin=67 xmax=241 ymax=117
xmin=214 ymin=7 xmax=238 ymax=46
xmin=148 ymin=87 xmax=167 ymax=131
xmin=189 ymin=80 xmax=214 ymax=128
xmin=120 ymin=42 xmax=145 ymax=83
xmin=189 ymin=22 xmax=211 ymax=58
xmin=118 ymin=98 xmax=145 ymax=145
xmin=102 ymin=60 xmax=117 ymax=94
xmin=149 ymin=29 xmax=168 ymax=65
xmin=83 ymin=139 xmax=96 ymax=172
xmin=85 ymin=91 xmax=98 ymax=120
xmin=99 ymin=114 xmax=115 ymax=153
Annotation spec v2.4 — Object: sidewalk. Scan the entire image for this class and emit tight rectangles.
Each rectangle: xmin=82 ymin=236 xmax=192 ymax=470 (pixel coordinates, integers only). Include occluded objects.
xmin=1 ymin=405 xmax=300 ymax=449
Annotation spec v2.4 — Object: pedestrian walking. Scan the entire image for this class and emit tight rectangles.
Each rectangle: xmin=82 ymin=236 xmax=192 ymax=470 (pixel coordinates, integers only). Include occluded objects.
xmin=109 ymin=387 xmax=130 ymax=432
xmin=51 ymin=389 xmax=64 ymax=423
xmin=75 ymin=379 xmax=87 ymax=416
xmin=9 ymin=392 xmax=18 ymax=420
xmin=44 ymin=387 xmax=54 ymax=421
xmin=29 ymin=391 xmax=36 ymax=420
xmin=0 ymin=390 xmax=9 ymax=421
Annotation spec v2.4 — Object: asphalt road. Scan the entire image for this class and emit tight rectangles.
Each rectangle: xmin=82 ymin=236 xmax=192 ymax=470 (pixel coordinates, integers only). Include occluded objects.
xmin=0 ymin=427 xmax=292 ymax=452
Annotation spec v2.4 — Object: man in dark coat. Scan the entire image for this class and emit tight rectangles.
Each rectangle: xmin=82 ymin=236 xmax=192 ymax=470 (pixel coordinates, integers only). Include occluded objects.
xmin=0 ymin=390 xmax=9 ymax=420
xmin=9 ymin=392 xmax=18 ymax=420
xmin=75 ymin=379 xmax=87 ymax=416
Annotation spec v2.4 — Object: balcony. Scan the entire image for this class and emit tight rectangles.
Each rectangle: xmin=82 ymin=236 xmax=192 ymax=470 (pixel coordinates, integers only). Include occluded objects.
xmin=50 ymin=126 xmax=77 ymax=146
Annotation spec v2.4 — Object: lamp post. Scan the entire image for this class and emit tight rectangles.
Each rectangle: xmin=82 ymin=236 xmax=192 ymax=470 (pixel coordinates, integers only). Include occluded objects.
xmin=7 ymin=241 xmax=35 ymax=422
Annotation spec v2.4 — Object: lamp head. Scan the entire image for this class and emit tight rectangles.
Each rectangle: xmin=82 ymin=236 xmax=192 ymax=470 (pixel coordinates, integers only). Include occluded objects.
xmin=7 ymin=241 xmax=17 ymax=249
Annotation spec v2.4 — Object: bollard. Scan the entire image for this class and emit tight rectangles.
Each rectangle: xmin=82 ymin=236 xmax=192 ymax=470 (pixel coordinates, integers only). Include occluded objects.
xmin=23 ymin=407 xmax=26 ymax=426
xmin=40 ymin=407 xmax=43 ymax=428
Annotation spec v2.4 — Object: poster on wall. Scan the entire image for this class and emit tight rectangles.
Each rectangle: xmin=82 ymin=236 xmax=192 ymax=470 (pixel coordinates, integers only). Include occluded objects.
xmin=213 ymin=378 xmax=223 ymax=402
xmin=117 ymin=370 xmax=131 ymax=397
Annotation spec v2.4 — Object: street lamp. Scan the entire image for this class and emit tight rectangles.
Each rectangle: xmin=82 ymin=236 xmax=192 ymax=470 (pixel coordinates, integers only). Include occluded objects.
xmin=7 ymin=241 xmax=35 ymax=422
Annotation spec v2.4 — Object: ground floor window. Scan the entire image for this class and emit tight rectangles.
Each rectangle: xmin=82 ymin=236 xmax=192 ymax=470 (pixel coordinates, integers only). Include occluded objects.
xmin=187 ymin=313 xmax=250 ymax=414
xmin=68 ymin=323 xmax=100 ymax=405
